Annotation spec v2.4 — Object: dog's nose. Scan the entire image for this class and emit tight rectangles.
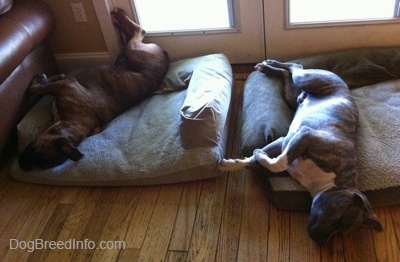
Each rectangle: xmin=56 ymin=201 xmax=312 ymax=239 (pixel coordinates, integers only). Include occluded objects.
xmin=18 ymin=158 xmax=33 ymax=171
xmin=307 ymin=226 xmax=334 ymax=244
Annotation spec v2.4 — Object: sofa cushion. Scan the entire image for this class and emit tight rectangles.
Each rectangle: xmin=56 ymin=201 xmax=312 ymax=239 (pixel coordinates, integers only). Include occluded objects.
xmin=0 ymin=0 xmax=57 ymax=158
xmin=0 ymin=0 xmax=12 ymax=15
xmin=0 ymin=0 xmax=55 ymax=84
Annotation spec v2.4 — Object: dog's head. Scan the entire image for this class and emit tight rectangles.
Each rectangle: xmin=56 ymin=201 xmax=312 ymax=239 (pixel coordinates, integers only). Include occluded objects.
xmin=19 ymin=132 xmax=83 ymax=171
xmin=307 ymin=187 xmax=383 ymax=244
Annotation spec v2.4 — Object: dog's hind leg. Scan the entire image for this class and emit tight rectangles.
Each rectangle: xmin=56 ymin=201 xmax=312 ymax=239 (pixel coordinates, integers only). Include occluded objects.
xmin=262 ymin=60 xmax=303 ymax=72
xmin=112 ymin=8 xmax=145 ymax=44
xmin=255 ymin=60 xmax=302 ymax=109
xmin=29 ymin=78 xmax=78 ymax=95
xmin=30 ymin=73 xmax=66 ymax=88
xmin=268 ymin=60 xmax=349 ymax=96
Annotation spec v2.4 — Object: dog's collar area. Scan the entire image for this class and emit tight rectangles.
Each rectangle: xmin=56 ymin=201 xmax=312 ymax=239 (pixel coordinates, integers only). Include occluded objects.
xmin=311 ymin=186 xmax=346 ymax=206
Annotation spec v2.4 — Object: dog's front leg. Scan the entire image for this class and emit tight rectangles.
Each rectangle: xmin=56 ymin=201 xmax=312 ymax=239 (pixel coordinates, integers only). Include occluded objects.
xmin=218 ymin=155 xmax=257 ymax=171
xmin=29 ymin=78 xmax=76 ymax=95
xmin=254 ymin=137 xmax=288 ymax=172
xmin=219 ymin=137 xmax=284 ymax=172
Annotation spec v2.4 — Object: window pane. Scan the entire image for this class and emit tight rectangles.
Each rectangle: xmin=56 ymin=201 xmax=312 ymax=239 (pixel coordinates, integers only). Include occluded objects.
xmin=133 ymin=0 xmax=232 ymax=32
xmin=289 ymin=0 xmax=397 ymax=24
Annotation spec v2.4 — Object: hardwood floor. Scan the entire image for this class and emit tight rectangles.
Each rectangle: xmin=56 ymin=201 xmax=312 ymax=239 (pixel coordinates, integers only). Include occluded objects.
xmin=0 ymin=70 xmax=399 ymax=261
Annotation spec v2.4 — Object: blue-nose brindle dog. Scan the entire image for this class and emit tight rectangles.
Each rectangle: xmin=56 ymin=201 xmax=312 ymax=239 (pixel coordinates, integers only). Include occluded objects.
xmin=219 ymin=60 xmax=383 ymax=244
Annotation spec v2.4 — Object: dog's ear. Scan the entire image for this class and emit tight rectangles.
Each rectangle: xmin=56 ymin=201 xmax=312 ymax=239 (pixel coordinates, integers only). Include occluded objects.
xmin=353 ymin=193 xmax=383 ymax=231
xmin=54 ymin=138 xmax=84 ymax=161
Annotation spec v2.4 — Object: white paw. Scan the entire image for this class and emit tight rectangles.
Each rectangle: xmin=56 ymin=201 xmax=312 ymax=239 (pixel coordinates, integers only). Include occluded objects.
xmin=254 ymin=150 xmax=288 ymax=173
xmin=218 ymin=157 xmax=254 ymax=171
xmin=255 ymin=60 xmax=268 ymax=70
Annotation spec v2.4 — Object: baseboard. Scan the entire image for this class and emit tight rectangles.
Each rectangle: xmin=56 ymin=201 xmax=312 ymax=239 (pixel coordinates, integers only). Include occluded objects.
xmin=55 ymin=52 xmax=113 ymax=72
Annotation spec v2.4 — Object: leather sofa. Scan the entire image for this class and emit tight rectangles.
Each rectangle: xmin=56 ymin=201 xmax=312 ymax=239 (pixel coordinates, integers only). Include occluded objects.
xmin=0 ymin=0 xmax=58 ymax=160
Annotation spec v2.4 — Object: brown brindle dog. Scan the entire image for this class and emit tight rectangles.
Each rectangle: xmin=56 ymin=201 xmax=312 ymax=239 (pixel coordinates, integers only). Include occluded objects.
xmin=18 ymin=9 xmax=169 ymax=170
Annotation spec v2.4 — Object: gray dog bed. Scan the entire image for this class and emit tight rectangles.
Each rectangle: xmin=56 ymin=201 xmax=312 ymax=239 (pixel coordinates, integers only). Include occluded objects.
xmin=241 ymin=47 xmax=400 ymax=211
xmin=10 ymin=54 xmax=233 ymax=185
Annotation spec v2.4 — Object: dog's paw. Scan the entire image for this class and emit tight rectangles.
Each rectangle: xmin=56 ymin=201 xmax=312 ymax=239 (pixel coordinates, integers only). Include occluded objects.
xmin=34 ymin=73 xmax=48 ymax=86
xmin=254 ymin=60 xmax=268 ymax=71
xmin=254 ymin=150 xmax=287 ymax=173
xmin=218 ymin=159 xmax=239 ymax=171
xmin=266 ymin=59 xmax=279 ymax=65
xmin=218 ymin=157 xmax=255 ymax=171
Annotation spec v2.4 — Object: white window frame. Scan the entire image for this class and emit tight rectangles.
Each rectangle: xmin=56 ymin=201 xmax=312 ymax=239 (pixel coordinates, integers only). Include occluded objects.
xmin=93 ymin=0 xmax=265 ymax=64
xmin=286 ymin=0 xmax=400 ymax=29
xmin=130 ymin=0 xmax=240 ymax=36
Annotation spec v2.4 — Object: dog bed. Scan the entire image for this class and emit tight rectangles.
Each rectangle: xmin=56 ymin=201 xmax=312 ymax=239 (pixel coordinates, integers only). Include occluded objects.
xmin=9 ymin=53 xmax=233 ymax=185
xmin=241 ymin=47 xmax=400 ymax=211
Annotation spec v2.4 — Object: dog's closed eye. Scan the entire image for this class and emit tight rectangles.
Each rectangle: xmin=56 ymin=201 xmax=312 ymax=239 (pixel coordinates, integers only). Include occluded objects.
xmin=54 ymin=138 xmax=83 ymax=161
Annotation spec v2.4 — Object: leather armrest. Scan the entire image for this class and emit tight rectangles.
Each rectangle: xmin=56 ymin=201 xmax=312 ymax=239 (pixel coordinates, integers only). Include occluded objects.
xmin=0 ymin=0 xmax=55 ymax=84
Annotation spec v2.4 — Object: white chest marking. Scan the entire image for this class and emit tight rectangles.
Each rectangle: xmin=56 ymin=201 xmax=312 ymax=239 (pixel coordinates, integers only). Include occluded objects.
xmin=287 ymin=158 xmax=336 ymax=196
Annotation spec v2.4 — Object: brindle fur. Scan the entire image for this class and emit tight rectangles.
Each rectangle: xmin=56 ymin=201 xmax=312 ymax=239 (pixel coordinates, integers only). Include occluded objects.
xmin=219 ymin=60 xmax=383 ymax=244
xmin=18 ymin=9 xmax=169 ymax=170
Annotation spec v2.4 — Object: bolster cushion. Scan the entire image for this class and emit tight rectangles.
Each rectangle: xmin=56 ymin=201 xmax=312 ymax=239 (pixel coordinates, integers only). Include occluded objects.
xmin=179 ymin=54 xmax=232 ymax=149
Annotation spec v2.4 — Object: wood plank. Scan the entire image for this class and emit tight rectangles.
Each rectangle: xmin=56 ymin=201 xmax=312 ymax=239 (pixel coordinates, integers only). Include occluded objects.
xmin=373 ymin=208 xmax=400 ymax=261
xmin=0 ymin=178 xmax=13 ymax=202
xmin=186 ymin=176 xmax=227 ymax=261
xmin=0 ymin=195 xmax=44 ymax=259
xmin=216 ymin=170 xmax=246 ymax=262
xmin=390 ymin=205 xmax=400 ymax=252
xmin=341 ymin=227 xmax=378 ymax=261
xmin=320 ymin=235 xmax=345 ymax=261
xmin=26 ymin=204 xmax=73 ymax=261
xmin=2 ymin=198 xmax=59 ymax=262
xmin=44 ymin=189 xmax=103 ymax=261
xmin=214 ymin=72 xmax=245 ymax=261
xmin=289 ymin=211 xmax=320 ymax=261
xmin=58 ymin=187 xmax=85 ymax=204
xmin=89 ymin=187 xmax=141 ymax=261
xmin=233 ymin=73 xmax=250 ymax=81
xmin=6 ymin=181 xmax=44 ymax=199
xmin=165 ymin=250 xmax=187 ymax=262
xmin=224 ymin=76 xmax=244 ymax=159
xmin=117 ymin=248 xmax=140 ymax=261
xmin=137 ymin=184 xmax=183 ymax=261
xmin=237 ymin=171 xmax=270 ymax=261
xmin=267 ymin=204 xmax=291 ymax=262
xmin=168 ymin=181 xmax=202 ymax=251
xmin=124 ymin=185 xmax=160 ymax=249
xmin=70 ymin=189 xmax=120 ymax=261
xmin=0 ymin=196 xmax=23 ymax=233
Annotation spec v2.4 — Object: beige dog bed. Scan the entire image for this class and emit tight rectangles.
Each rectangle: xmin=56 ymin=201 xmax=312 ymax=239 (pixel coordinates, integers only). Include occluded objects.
xmin=241 ymin=47 xmax=400 ymax=211
xmin=10 ymin=54 xmax=233 ymax=185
